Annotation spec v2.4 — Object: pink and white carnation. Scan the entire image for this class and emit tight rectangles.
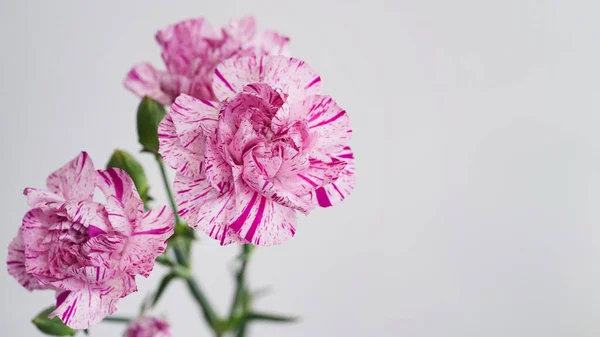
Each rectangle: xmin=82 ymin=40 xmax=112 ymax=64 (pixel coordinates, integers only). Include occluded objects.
xmin=124 ymin=16 xmax=289 ymax=104
xmin=6 ymin=152 xmax=174 ymax=329
xmin=158 ymin=55 xmax=355 ymax=246
xmin=123 ymin=316 xmax=172 ymax=337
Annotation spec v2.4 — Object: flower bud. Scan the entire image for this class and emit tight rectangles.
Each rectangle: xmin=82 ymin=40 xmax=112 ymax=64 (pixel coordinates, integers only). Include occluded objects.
xmin=137 ymin=96 xmax=166 ymax=154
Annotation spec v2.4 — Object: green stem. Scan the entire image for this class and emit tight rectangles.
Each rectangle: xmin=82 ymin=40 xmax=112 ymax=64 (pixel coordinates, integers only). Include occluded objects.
xmin=186 ymin=276 xmax=219 ymax=330
xmin=229 ymin=254 xmax=249 ymax=317
xmin=155 ymin=154 xmax=180 ymax=224
xmin=173 ymin=238 xmax=189 ymax=267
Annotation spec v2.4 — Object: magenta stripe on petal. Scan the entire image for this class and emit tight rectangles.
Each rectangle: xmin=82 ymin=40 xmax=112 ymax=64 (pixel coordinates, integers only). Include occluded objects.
xmin=304 ymin=76 xmax=321 ymax=89
xmin=214 ymin=69 xmax=235 ymax=93
xmin=297 ymin=174 xmax=317 ymax=187
xmin=132 ymin=225 xmax=172 ymax=236
xmin=245 ymin=196 xmax=267 ymax=241
xmin=87 ymin=225 xmax=105 ymax=238
xmin=315 ymin=187 xmax=333 ymax=207
xmin=56 ymin=291 xmax=70 ymax=307
xmin=230 ymin=192 xmax=259 ymax=232
xmin=309 ymin=110 xmax=347 ymax=129
xmin=107 ymin=169 xmax=124 ymax=202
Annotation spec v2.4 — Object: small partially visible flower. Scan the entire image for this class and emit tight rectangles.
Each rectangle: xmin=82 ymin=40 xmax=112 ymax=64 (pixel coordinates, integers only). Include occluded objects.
xmin=124 ymin=16 xmax=289 ymax=104
xmin=7 ymin=152 xmax=174 ymax=329
xmin=159 ymin=55 xmax=354 ymax=246
xmin=124 ymin=316 xmax=172 ymax=337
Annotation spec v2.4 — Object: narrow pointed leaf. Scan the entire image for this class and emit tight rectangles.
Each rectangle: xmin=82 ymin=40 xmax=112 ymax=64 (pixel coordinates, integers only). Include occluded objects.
xmin=102 ymin=316 xmax=132 ymax=323
xmin=247 ymin=312 xmax=299 ymax=323
xmin=153 ymin=272 xmax=178 ymax=307
xmin=186 ymin=277 xmax=219 ymax=330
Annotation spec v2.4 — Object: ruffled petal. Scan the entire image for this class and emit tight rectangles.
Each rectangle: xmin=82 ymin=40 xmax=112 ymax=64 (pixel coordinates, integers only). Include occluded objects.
xmin=227 ymin=183 xmax=297 ymax=246
xmin=298 ymin=95 xmax=351 ymax=160
xmin=253 ymin=30 xmax=290 ymax=55
xmin=20 ymin=209 xmax=56 ymax=279
xmin=156 ymin=18 xmax=218 ymax=75
xmin=242 ymin=145 xmax=311 ymax=212
xmin=170 ymin=94 xmax=219 ymax=164
xmin=7 ymin=234 xmax=46 ymax=291
xmin=306 ymin=146 xmax=355 ymax=207
xmin=204 ymin=140 xmax=234 ymax=193
xmin=213 ymin=55 xmax=321 ymax=102
xmin=50 ymin=275 xmax=136 ymax=329
xmin=23 ymin=188 xmax=63 ymax=209
xmin=63 ymin=201 xmax=110 ymax=233
xmin=46 ymin=152 xmax=96 ymax=202
xmin=125 ymin=206 xmax=174 ymax=277
xmin=159 ymin=94 xmax=220 ymax=178
xmin=96 ymin=168 xmax=144 ymax=234
xmin=124 ymin=63 xmax=173 ymax=105
xmin=224 ymin=16 xmax=257 ymax=42
xmin=174 ymin=173 xmax=245 ymax=245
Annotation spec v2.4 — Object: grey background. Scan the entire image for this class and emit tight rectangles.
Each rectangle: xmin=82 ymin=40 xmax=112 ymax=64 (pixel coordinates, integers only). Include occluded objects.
xmin=1 ymin=0 xmax=599 ymax=336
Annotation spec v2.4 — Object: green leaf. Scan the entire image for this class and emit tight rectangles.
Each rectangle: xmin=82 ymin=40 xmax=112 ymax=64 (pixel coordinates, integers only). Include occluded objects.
xmin=107 ymin=149 xmax=151 ymax=205
xmin=137 ymin=96 xmax=166 ymax=154
xmin=152 ymin=272 xmax=178 ymax=307
xmin=32 ymin=306 xmax=77 ymax=336
xmin=155 ymin=252 xmax=174 ymax=267
xmin=246 ymin=312 xmax=299 ymax=323
xmin=186 ymin=277 xmax=219 ymax=330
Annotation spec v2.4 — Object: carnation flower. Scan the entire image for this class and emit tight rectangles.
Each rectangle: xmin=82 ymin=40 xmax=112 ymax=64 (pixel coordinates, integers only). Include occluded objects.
xmin=158 ymin=55 xmax=354 ymax=246
xmin=123 ymin=316 xmax=172 ymax=337
xmin=6 ymin=152 xmax=174 ymax=329
xmin=124 ymin=16 xmax=289 ymax=104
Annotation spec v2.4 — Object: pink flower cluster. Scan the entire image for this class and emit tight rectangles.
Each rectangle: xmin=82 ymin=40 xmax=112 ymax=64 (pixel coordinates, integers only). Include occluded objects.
xmin=125 ymin=16 xmax=289 ymax=104
xmin=7 ymin=152 xmax=174 ymax=329
xmin=124 ymin=316 xmax=172 ymax=337
xmin=8 ymin=14 xmax=355 ymax=332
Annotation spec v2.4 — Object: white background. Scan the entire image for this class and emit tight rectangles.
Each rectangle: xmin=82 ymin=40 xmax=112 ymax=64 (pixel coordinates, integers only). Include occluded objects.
xmin=1 ymin=1 xmax=599 ymax=336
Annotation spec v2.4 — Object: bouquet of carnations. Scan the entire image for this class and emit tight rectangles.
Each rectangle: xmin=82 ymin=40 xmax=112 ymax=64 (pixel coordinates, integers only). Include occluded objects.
xmin=7 ymin=15 xmax=354 ymax=337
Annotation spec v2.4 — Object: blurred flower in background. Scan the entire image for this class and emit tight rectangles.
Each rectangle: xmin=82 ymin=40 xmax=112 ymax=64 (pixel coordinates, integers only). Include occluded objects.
xmin=124 ymin=16 xmax=289 ymax=104
xmin=123 ymin=316 xmax=172 ymax=337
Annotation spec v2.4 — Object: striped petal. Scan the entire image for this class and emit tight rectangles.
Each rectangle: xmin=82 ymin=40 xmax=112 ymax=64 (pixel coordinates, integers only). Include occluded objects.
xmin=46 ymin=152 xmax=96 ymax=202
xmin=96 ymin=168 xmax=144 ymax=234
xmin=306 ymin=146 xmax=355 ymax=208
xmin=23 ymin=187 xmax=63 ymax=209
xmin=63 ymin=201 xmax=110 ymax=233
xmin=156 ymin=18 xmax=218 ymax=75
xmin=20 ymin=209 xmax=56 ymax=279
xmin=242 ymin=145 xmax=311 ymax=212
xmin=224 ymin=16 xmax=257 ymax=42
xmin=125 ymin=206 xmax=174 ymax=277
xmin=227 ymin=183 xmax=297 ymax=246
xmin=254 ymin=30 xmax=290 ymax=55
xmin=158 ymin=94 xmax=219 ymax=178
xmin=170 ymin=94 xmax=219 ymax=155
xmin=7 ymin=234 xmax=46 ymax=291
xmin=158 ymin=114 xmax=199 ymax=177
xmin=299 ymin=95 xmax=351 ymax=160
xmin=124 ymin=63 xmax=173 ymax=105
xmin=174 ymin=173 xmax=245 ymax=245
xmin=50 ymin=275 xmax=136 ymax=329
xmin=213 ymin=56 xmax=321 ymax=102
